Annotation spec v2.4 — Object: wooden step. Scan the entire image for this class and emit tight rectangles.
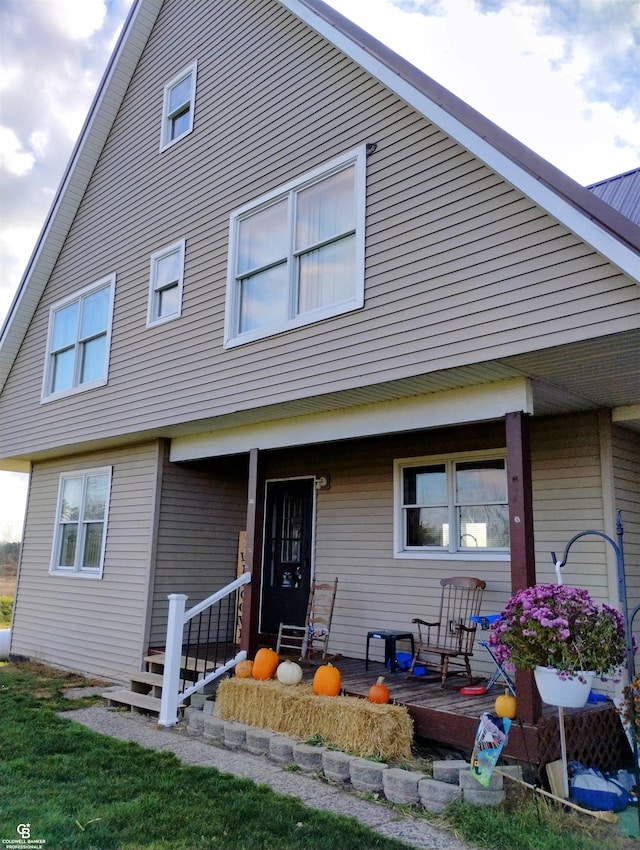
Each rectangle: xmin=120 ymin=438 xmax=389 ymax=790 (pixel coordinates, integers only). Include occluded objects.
xmin=144 ymin=653 xmax=217 ymax=674
xmin=130 ymin=671 xmax=164 ymax=688
xmin=104 ymin=688 xmax=163 ymax=713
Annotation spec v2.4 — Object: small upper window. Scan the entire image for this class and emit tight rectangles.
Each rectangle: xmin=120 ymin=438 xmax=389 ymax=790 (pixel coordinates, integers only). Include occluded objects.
xmin=50 ymin=467 xmax=112 ymax=577
xmin=42 ymin=275 xmax=115 ymax=402
xmin=224 ymin=146 xmax=366 ymax=346
xmin=395 ymin=452 xmax=509 ymax=558
xmin=147 ymin=239 xmax=185 ymax=326
xmin=160 ymin=62 xmax=197 ymax=151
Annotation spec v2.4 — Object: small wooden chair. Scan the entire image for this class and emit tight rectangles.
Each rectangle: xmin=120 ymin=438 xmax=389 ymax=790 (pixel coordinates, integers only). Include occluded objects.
xmin=276 ymin=578 xmax=338 ymax=661
xmin=408 ymin=577 xmax=486 ymax=686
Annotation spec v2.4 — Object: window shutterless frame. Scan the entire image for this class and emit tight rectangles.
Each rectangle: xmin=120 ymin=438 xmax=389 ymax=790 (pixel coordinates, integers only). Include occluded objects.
xmin=41 ymin=274 xmax=116 ymax=403
xmin=49 ymin=467 xmax=112 ymax=578
xmin=147 ymin=238 xmax=186 ymax=326
xmin=394 ymin=450 xmax=510 ymax=560
xmin=224 ymin=145 xmax=366 ymax=346
xmin=159 ymin=61 xmax=198 ymax=152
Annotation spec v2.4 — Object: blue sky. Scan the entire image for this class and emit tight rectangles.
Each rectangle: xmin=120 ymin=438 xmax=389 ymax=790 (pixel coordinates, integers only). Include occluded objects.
xmin=0 ymin=0 xmax=639 ymax=539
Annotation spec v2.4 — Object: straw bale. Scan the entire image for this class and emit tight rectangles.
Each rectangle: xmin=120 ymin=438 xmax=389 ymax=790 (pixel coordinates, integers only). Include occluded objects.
xmin=215 ymin=678 xmax=413 ymax=760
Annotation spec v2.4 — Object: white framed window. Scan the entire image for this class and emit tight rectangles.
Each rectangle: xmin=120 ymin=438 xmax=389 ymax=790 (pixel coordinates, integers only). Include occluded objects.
xmin=147 ymin=239 xmax=185 ymax=326
xmin=224 ymin=146 xmax=366 ymax=346
xmin=41 ymin=275 xmax=115 ymax=402
xmin=394 ymin=451 xmax=510 ymax=559
xmin=50 ymin=467 xmax=112 ymax=578
xmin=160 ymin=61 xmax=197 ymax=151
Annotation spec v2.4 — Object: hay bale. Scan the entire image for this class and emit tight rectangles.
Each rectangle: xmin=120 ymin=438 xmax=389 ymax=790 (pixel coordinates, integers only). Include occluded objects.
xmin=215 ymin=678 xmax=413 ymax=760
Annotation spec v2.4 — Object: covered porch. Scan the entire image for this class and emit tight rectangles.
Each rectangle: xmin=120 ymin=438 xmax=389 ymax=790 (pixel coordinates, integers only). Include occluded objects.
xmin=295 ymin=654 xmax=633 ymax=780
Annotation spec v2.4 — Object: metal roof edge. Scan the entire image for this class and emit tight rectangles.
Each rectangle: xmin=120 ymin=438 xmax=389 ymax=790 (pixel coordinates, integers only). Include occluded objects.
xmin=283 ymin=0 xmax=640 ymax=268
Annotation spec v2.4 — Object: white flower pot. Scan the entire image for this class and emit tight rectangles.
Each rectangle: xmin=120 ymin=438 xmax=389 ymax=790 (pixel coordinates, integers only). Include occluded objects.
xmin=533 ymin=666 xmax=594 ymax=708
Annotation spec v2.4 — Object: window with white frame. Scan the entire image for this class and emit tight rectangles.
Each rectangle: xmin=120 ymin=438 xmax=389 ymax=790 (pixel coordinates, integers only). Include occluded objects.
xmin=160 ymin=62 xmax=197 ymax=151
xmin=50 ymin=468 xmax=112 ymax=577
xmin=395 ymin=452 xmax=509 ymax=557
xmin=147 ymin=239 xmax=185 ymax=326
xmin=224 ymin=146 xmax=366 ymax=346
xmin=42 ymin=275 xmax=115 ymax=402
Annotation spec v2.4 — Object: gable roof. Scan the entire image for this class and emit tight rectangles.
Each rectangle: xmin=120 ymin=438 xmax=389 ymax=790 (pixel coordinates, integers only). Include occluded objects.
xmin=1 ymin=0 xmax=638 ymax=394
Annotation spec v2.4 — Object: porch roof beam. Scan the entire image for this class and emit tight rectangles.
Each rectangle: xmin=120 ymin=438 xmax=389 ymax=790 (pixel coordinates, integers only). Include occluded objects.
xmin=170 ymin=378 xmax=533 ymax=462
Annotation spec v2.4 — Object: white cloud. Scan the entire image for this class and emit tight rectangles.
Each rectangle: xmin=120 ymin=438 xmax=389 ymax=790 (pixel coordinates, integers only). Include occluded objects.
xmin=43 ymin=0 xmax=108 ymax=41
xmin=0 ymin=126 xmax=35 ymax=176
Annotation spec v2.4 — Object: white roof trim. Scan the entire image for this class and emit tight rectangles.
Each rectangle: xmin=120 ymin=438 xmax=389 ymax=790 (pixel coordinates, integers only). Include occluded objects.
xmin=170 ymin=378 xmax=533 ymax=461
xmin=281 ymin=0 xmax=640 ymax=283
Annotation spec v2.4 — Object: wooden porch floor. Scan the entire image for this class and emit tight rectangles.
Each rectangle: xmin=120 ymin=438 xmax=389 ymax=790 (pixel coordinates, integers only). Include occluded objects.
xmin=297 ymin=655 xmax=628 ymax=771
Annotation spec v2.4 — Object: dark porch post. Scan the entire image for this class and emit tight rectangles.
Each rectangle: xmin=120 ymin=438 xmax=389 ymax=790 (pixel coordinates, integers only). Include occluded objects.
xmin=505 ymin=411 xmax=541 ymax=724
xmin=240 ymin=448 xmax=262 ymax=657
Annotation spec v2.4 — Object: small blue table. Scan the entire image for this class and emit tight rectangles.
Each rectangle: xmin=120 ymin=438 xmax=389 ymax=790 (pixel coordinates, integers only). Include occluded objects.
xmin=366 ymin=630 xmax=415 ymax=673
xmin=470 ymin=615 xmax=516 ymax=696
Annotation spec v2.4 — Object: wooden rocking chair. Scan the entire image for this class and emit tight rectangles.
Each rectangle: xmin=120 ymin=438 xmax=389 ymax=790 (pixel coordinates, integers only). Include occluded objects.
xmin=408 ymin=576 xmax=486 ymax=686
xmin=276 ymin=578 xmax=338 ymax=661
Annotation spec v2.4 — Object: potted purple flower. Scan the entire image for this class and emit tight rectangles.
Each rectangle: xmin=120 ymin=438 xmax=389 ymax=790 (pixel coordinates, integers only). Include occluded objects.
xmin=489 ymin=583 xmax=627 ymax=707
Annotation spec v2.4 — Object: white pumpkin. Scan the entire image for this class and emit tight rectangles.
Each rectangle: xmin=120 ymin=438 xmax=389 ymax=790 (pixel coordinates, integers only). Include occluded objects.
xmin=276 ymin=659 xmax=303 ymax=685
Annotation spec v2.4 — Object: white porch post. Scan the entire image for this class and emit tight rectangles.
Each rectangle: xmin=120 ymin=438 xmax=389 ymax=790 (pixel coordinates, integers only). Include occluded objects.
xmin=159 ymin=593 xmax=187 ymax=727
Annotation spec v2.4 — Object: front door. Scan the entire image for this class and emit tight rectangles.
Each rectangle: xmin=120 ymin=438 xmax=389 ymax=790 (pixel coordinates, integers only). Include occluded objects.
xmin=260 ymin=479 xmax=314 ymax=636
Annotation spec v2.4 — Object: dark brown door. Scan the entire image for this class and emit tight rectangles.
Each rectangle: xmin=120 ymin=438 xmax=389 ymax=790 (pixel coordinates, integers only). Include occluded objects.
xmin=260 ymin=479 xmax=314 ymax=635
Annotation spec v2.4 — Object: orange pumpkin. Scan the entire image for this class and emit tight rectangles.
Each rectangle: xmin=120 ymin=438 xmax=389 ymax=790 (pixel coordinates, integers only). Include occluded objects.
xmin=495 ymin=689 xmax=517 ymax=719
xmin=251 ymin=647 xmax=279 ymax=680
xmin=235 ymin=659 xmax=254 ymax=678
xmin=312 ymin=662 xmax=341 ymax=696
xmin=368 ymin=676 xmax=390 ymax=704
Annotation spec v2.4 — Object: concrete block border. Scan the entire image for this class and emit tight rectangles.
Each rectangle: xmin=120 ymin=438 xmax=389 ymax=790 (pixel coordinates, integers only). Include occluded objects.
xmin=185 ymin=704 xmax=519 ymax=810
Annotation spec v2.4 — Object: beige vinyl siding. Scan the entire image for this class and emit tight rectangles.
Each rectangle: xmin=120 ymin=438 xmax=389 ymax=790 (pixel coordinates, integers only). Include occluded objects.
xmin=262 ymin=426 xmax=508 ymax=677
xmin=1 ymin=0 xmax=639 ymax=461
xmin=148 ymin=451 xmax=248 ymax=646
xmin=10 ymin=443 xmax=161 ymax=681
xmin=530 ymin=413 xmax=610 ymax=596
xmin=611 ymin=425 xmax=640 ymax=652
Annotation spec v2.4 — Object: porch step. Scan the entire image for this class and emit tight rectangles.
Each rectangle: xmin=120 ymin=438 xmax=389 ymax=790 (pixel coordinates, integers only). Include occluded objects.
xmin=104 ymin=688 xmax=164 ymax=714
xmin=144 ymin=653 xmax=217 ymax=675
xmin=130 ymin=671 xmax=165 ymax=688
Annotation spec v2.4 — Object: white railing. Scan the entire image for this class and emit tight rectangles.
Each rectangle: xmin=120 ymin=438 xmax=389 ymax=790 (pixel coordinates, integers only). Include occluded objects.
xmin=159 ymin=572 xmax=251 ymax=726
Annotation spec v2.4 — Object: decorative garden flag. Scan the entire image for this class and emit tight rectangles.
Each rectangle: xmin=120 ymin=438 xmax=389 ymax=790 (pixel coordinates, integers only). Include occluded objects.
xmin=471 ymin=713 xmax=512 ymax=787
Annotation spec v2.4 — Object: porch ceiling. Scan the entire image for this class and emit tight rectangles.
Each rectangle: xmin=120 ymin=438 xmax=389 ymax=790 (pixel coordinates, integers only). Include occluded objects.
xmin=497 ymin=328 xmax=640 ymax=432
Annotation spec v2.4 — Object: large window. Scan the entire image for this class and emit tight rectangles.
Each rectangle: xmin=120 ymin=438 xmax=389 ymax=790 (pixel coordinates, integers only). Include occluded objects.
xmin=42 ymin=275 xmax=115 ymax=402
xmin=224 ymin=146 xmax=366 ymax=346
xmin=395 ymin=452 xmax=509 ymax=558
xmin=160 ymin=62 xmax=197 ymax=151
xmin=50 ymin=468 xmax=112 ymax=577
xmin=147 ymin=239 xmax=185 ymax=326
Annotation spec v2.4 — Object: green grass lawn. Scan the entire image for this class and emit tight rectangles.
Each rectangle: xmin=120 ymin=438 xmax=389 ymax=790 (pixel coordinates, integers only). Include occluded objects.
xmin=0 ymin=662 xmax=635 ymax=850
